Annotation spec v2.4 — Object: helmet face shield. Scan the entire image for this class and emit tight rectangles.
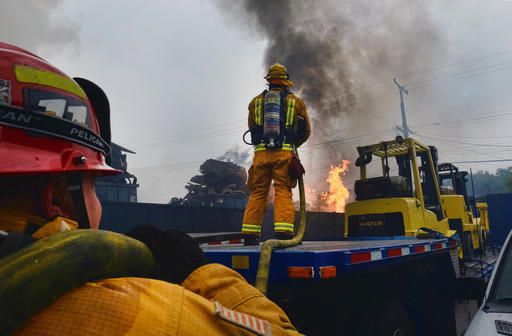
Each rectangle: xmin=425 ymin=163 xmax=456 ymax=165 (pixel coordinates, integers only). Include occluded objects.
xmin=73 ymin=77 xmax=112 ymax=151
xmin=24 ymin=88 xmax=92 ymax=129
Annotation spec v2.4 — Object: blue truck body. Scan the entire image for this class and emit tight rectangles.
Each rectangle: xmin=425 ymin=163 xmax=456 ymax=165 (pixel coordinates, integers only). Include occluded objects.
xmin=200 ymin=236 xmax=477 ymax=336
xmin=203 ymin=237 xmax=457 ymax=285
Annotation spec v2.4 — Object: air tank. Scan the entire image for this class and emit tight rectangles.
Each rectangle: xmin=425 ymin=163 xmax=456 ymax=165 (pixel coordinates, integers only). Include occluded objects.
xmin=263 ymin=90 xmax=281 ymax=148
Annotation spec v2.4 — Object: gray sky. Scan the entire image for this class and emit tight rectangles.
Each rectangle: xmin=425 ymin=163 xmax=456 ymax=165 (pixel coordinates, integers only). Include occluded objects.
xmin=1 ymin=0 xmax=512 ymax=202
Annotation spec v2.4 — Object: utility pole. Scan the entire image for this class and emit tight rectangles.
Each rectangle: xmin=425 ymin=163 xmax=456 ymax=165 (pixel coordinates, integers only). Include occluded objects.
xmin=393 ymin=78 xmax=409 ymax=138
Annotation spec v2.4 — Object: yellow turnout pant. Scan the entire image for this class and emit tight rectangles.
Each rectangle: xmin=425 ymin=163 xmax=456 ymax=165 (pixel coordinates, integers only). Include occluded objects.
xmin=242 ymin=150 xmax=295 ymax=236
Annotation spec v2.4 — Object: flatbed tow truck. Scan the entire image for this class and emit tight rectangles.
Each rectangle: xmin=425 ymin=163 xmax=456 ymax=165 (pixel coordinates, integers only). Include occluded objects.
xmin=203 ymin=238 xmax=460 ymax=335
xmin=200 ymin=138 xmax=493 ymax=336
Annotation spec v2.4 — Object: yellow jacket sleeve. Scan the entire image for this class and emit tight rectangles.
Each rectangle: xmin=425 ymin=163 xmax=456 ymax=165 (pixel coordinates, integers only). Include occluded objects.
xmin=294 ymin=96 xmax=311 ymax=148
xmin=17 ymin=276 xmax=289 ymax=336
xmin=182 ymin=263 xmax=300 ymax=335
xmin=248 ymin=95 xmax=260 ymax=129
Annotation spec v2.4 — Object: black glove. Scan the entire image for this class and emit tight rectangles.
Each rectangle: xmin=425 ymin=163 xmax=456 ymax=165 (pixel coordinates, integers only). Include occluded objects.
xmin=127 ymin=225 xmax=208 ymax=284
xmin=295 ymin=116 xmax=307 ymax=140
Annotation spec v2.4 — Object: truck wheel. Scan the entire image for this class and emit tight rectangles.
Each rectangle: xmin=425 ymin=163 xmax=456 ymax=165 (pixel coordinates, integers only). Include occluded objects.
xmin=463 ymin=232 xmax=475 ymax=260
xmin=375 ymin=303 xmax=411 ymax=336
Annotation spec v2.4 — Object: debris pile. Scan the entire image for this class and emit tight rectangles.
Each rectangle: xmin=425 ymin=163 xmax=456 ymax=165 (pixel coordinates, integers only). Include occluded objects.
xmin=170 ymin=159 xmax=248 ymax=206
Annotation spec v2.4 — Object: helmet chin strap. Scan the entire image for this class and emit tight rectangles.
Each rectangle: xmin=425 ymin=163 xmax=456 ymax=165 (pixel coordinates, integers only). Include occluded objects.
xmin=67 ymin=174 xmax=90 ymax=229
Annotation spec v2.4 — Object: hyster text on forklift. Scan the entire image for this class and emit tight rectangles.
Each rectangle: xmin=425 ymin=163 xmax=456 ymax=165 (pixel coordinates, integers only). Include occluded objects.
xmin=202 ymin=137 xmax=491 ymax=336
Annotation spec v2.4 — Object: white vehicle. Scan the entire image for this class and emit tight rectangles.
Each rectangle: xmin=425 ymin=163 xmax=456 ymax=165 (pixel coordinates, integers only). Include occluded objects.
xmin=466 ymin=230 xmax=512 ymax=335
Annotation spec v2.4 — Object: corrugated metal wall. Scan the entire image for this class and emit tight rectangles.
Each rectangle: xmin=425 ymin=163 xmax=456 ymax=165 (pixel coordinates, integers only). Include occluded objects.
xmin=487 ymin=193 xmax=512 ymax=247
xmin=100 ymin=202 xmax=344 ymax=241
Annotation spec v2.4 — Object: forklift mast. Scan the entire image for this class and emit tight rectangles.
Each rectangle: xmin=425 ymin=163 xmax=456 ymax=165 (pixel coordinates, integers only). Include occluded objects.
xmin=348 ymin=137 xmax=449 ymax=238
xmin=438 ymin=163 xmax=471 ymax=208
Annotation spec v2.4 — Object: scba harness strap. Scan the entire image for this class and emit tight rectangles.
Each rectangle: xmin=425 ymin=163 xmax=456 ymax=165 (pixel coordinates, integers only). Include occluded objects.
xmin=252 ymin=89 xmax=296 ymax=151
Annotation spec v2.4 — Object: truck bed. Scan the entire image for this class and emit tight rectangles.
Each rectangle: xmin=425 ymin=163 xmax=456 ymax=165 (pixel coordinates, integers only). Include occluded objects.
xmin=202 ymin=237 xmax=457 ymax=284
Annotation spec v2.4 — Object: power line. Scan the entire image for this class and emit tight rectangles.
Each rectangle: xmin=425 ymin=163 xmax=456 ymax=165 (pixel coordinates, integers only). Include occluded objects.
xmin=341 ymin=50 xmax=512 ymax=104
xmin=132 ymin=126 xmax=243 ymax=150
xmin=150 ymin=127 xmax=241 ymax=147
xmin=131 ymin=161 xmax=202 ymax=170
xmin=413 ymin=132 xmax=512 ymax=148
xmin=125 ymin=56 xmax=512 ymax=152
xmin=411 ymin=108 xmax=512 ymax=129
xmin=129 ymin=119 xmax=510 ymax=171
xmin=407 ymin=59 xmax=512 ymax=89
xmin=414 ymin=131 xmax=512 ymax=146
xmin=414 ymin=133 xmax=512 ymax=140
xmin=300 ymin=130 xmax=391 ymax=150
xmin=450 ymin=159 xmax=512 ymax=164
xmin=132 ymin=125 xmax=244 ymax=148
xmin=413 ymin=132 xmax=509 ymax=162
xmin=336 ymin=61 xmax=512 ymax=112
xmin=339 ymin=60 xmax=512 ymax=112
xmin=127 ymin=56 xmax=512 ymax=158
xmin=348 ymin=48 xmax=512 ymax=96
xmin=125 ymin=118 xmax=245 ymax=147
xmin=401 ymin=49 xmax=512 ymax=78
xmin=126 ymin=49 xmax=512 ymax=150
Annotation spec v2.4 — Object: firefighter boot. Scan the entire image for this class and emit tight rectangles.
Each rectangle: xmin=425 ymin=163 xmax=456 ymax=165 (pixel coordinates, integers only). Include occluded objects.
xmin=274 ymin=232 xmax=293 ymax=240
xmin=243 ymin=235 xmax=260 ymax=246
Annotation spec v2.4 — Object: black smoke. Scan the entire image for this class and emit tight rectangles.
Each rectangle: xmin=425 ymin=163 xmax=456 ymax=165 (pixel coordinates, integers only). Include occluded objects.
xmin=217 ymin=0 xmax=444 ymax=145
xmin=217 ymin=0 xmax=445 ymax=192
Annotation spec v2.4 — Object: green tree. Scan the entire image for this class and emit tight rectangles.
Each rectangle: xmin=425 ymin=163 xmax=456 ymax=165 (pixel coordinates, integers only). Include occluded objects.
xmin=469 ymin=167 xmax=512 ymax=197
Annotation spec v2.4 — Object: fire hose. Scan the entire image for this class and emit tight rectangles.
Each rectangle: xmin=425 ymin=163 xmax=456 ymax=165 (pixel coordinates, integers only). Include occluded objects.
xmin=254 ymin=174 xmax=306 ymax=295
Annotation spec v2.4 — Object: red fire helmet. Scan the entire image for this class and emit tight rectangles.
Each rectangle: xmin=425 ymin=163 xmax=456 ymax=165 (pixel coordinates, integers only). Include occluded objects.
xmin=0 ymin=42 xmax=119 ymax=176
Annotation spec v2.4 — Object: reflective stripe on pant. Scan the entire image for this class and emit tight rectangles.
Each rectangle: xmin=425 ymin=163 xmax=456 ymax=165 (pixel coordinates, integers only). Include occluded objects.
xmin=241 ymin=223 xmax=261 ymax=235
xmin=274 ymin=222 xmax=294 ymax=234
xmin=242 ymin=150 xmax=295 ymax=236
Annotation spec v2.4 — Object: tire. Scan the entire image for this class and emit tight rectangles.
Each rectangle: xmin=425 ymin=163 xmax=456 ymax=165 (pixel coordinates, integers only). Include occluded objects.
xmin=375 ymin=303 xmax=412 ymax=336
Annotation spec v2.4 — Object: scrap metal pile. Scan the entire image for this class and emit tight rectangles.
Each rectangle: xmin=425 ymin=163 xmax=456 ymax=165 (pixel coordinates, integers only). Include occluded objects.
xmin=170 ymin=159 xmax=248 ymax=206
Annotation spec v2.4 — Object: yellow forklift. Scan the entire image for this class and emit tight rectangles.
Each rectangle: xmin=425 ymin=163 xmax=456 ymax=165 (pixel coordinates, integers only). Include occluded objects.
xmin=438 ymin=163 xmax=489 ymax=258
xmin=345 ymin=137 xmax=456 ymax=239
xmin=344 ymin=136 xmax=483 ymax=260
xmin=475 ymin=202 xmax=490 ymax=238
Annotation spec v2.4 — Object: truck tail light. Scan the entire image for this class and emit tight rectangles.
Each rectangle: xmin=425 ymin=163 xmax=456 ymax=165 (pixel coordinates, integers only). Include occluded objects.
xmin=288 ymin=267 xmax=314 ymax=279
xmin=319 ymin=266 xmax=337 ymax=279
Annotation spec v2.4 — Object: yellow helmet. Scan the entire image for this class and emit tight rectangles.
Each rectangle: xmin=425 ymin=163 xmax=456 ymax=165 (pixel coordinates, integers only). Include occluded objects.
xmin=265 ymin=63 xmax=289 ymax=79
xmin=265 ymin=63 xmax=294 ymax=87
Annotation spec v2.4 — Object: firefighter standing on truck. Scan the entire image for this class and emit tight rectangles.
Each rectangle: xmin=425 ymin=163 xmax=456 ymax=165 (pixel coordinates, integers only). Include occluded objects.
xmin=0 ymin=42 xmax=300 ymax=335
xmin=242 ymin=63 xmax=311 ymax=245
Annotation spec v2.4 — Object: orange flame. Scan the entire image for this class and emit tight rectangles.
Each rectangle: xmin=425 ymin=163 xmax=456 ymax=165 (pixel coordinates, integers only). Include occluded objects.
xmin=320 ymin=160 xmax=350 ymax=212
